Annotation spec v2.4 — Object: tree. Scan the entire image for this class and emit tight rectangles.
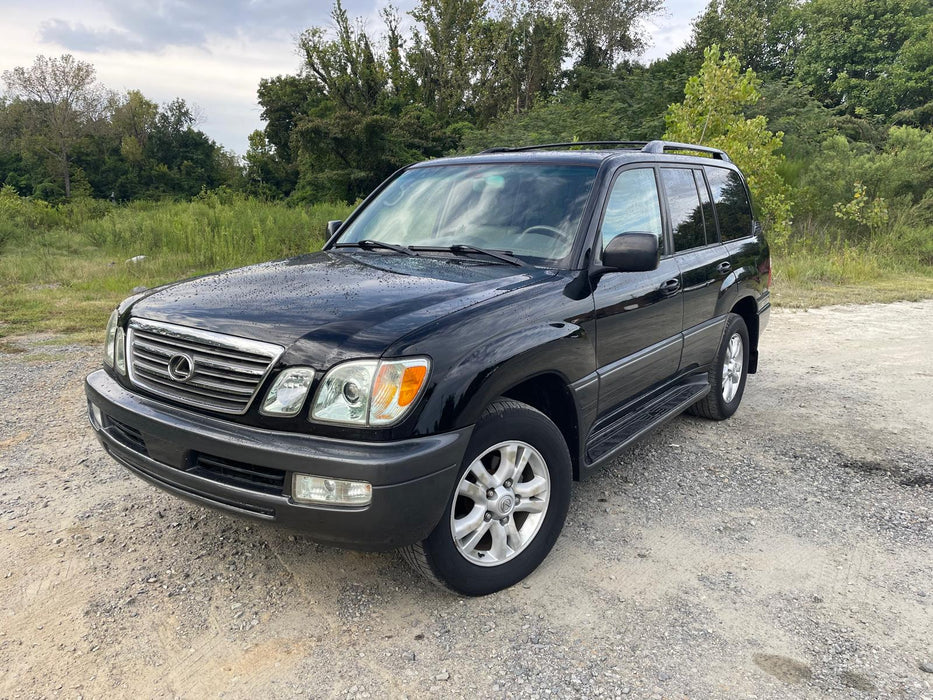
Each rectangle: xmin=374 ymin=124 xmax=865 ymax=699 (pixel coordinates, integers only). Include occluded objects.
xmin=145 ymin=98 xmax=228 ymax=197
xmin=110 ymin=90 xmax=158 ymax=161
xmin=560 ymin=0 xmax=664 ymax=69
xmin=2 ymin=55 xmax=106 ymax=197
xmin=796 ymin=0 xmax=933 ymax=122
xmin=690 ymin=0 xmax=798 ymax=76
xmin=664 ymin=45 xmax=792 ymax=246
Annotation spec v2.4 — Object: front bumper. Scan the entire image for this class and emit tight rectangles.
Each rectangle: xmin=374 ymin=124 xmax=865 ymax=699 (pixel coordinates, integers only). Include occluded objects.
xmin=85 ymin=369 xmax=471 ymax=550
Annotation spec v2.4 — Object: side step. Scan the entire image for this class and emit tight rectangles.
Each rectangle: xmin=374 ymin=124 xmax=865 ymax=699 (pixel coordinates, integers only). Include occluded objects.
xmin=584 ymin=378 xmax=710 ymax=465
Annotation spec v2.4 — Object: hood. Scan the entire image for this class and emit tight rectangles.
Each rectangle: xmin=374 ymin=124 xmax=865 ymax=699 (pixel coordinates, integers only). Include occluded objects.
xmin=128 ymin=250 xmax=552 ymax=366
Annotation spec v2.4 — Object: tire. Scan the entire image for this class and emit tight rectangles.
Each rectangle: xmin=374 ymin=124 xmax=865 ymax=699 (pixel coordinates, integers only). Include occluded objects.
xmin=401 ymin=398 xmax=572 ymax=596
xmin=689 ymin=313 xmax=750 ymax=421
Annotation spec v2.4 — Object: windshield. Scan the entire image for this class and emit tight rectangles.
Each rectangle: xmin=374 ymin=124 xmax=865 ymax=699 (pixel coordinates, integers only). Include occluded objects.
xmin=336 ymin=163 xmax=598 ymax=265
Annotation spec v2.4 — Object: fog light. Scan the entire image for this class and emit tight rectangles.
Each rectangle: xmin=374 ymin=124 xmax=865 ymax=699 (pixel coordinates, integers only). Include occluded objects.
xmin=293 ymin=474 xmax=372 ymax=506
xmin=88 ymin=401 xmax=103 ymax=429
xmin=115 ymin=327 xmax=127 ymax=375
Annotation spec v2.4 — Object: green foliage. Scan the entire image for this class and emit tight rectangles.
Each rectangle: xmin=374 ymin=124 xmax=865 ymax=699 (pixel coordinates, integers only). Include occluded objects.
xmin=252 ymin=0 xmax=669 ymax=202
xmin=833 ymin=183 xmax=890 ymax=237
xmin=793 ymin=126 xmax=933 ymax=265
xmin=664 ymin=45 xmax=792 ymax=246
xmin=67 ymin=193 xmax=351 ymax=270
xmin=1 ymin=54 xmax=105 ymax=198
xmin=796 ymin=0 xmax=933 ymax=122
xmin=690 ymin=0 xmax=798 ymax=76
xmin=561 ymin=0 xmax=664 ymax=69
xmin=0 ymin=57 xmax=242 ymax=203
xmin=461 ymin=56 xmax=697 ymax=150
xmin=0 ymin=190 xmax=352 ymax=340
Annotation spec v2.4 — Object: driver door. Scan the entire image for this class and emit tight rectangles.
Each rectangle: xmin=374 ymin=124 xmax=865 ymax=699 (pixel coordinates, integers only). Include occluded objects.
xmin=592 ymin=166 xmax=684 ymax=415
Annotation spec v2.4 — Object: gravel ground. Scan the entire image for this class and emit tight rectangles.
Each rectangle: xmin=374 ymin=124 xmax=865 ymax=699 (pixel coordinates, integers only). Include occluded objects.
xmin=1 ymin=300 xmax=931 ymax=699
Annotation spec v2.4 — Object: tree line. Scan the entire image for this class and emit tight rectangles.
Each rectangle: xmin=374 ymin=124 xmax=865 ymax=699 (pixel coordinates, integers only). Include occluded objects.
xmin=1 ymin=0 xmax=931 ymax=255
xmin=0 ymin=55 xmax=238 ymax=201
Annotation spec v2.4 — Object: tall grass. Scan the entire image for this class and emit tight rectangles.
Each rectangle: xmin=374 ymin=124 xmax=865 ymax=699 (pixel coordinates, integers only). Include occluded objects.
xmin=0 ymin=188 xmax=353 ymax=340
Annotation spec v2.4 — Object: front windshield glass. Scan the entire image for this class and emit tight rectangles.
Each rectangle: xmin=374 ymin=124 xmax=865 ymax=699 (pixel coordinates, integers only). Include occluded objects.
xmin=336 ymin=164 xmax=598 ymax=265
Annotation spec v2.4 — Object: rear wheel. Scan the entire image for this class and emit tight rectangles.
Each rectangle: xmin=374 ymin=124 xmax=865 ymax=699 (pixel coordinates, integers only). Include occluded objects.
xmin=689 ymin=313 xmax=750 ymax=420
xmin=401 ymin=399 xmax=571 ymax=596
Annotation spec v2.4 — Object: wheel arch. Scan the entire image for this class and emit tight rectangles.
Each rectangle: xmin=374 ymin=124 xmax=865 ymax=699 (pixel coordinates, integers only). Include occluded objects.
xmin=729 ymin=294 xmax=760 ymax=373
xmin=500 ymin=372 xmax=582 ymax=480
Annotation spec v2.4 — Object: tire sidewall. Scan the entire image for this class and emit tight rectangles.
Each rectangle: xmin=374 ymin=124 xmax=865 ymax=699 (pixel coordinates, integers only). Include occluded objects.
xmin=423 ymin=401 xmax=572 ymax=596
xmin=712 ymin=314 xmax=750 ymax=419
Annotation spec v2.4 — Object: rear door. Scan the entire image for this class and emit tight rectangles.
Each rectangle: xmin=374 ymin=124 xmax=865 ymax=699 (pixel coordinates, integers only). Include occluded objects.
xmin=659 ymin=166 xmax=732 ymax=372
xmin=593 ymin=166 xmax=684 ymax=415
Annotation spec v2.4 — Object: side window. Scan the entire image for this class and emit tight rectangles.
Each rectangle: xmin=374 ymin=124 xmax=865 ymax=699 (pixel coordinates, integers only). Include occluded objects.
xmin=601 ymin=168 xmax=664 ymax=255
xmin=705 ymin=166 xmax=753 ymax=242
xmin=661 ymin=168 xmax=706 ymax=251
xmin=694 ymin=170 xmax=717 ymax=244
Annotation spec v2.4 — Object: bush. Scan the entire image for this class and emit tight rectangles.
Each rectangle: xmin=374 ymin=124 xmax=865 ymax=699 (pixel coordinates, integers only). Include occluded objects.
xmin=664 ymin=46 xmax=793 ymax=247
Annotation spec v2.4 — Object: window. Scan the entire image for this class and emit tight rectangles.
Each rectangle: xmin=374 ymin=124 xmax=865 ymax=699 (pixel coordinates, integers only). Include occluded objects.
xmin=705 ymin=166 xmax=752 ymax=242
xmin=338 ymin=164 xmax=598 ymax=265
xmin=661 ymin=168 xmax=706 ymax=251
xmin=601 ymin=168 xmax=663 ymax=254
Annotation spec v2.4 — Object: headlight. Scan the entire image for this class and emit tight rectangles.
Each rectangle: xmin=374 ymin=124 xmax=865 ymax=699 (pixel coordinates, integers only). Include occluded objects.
xmin=311 ymin=357 xmax=430 ymax=426
xmin=104 ymin=310 xmax=118 ymax=368
xmin=260 ymin=367 xmax=315 ymax=416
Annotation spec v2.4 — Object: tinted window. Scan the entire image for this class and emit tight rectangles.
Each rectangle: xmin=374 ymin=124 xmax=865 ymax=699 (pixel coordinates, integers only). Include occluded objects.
xmin=339 ymin=164 xmax=597 ymax=265
xmin=705 ymin=166 xmax=752 ymax=241
xmin=661 ymin=168 xmax=706 ymax=251
xmin=694 ymin=170 xmax=717 ymax=244
xmin=601 ymin=168 xmax=663 ymax=254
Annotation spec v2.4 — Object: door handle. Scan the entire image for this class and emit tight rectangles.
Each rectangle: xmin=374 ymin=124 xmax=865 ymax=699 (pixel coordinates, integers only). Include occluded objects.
xmin=717 ymin=261 xmax=732 ymax=274
xmin=659 ymin=278 xmax=681 ymax=294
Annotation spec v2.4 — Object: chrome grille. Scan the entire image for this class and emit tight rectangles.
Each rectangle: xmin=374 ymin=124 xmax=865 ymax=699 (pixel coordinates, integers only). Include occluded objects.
xmin=127 ymin=318 xmax=284 ymax=415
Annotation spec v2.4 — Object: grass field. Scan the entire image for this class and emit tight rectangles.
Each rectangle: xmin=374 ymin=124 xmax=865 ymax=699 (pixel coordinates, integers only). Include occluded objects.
xmin=0 ymin=191 xmax=930 ymax=346
xmin=0 ymin=192 xmax=352 ymax=344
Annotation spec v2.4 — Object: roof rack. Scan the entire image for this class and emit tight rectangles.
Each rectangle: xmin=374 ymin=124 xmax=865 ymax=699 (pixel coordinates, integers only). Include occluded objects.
xmin=481 ymin=141 xmax=648 ymax=153
xmin=479 ymin=139 xmax=732 ymax=162
xmin=642 ymin=140 xmax=731 ymax=162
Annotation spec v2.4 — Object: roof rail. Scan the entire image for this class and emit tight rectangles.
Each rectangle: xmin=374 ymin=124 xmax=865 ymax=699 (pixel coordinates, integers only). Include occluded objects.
xmin=641 ymin=140 xmax=731 ymax=162
xmin=480 ymin=141 xmax=649 ymax=154
xmin=478 ymin=140 xmax=733 ymax=162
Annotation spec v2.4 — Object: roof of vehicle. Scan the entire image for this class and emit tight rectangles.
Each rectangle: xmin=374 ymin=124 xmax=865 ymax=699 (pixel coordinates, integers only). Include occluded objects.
xmin=414 ymin=140 xmax=740 ymax=171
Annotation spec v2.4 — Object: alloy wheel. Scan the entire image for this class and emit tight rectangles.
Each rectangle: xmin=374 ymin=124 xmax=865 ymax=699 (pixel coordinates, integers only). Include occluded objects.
xmin=450 ymin=440 xmax=550 ymax=567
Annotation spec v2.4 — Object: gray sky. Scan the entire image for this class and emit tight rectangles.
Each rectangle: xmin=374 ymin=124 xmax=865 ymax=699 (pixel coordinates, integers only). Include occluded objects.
xmin=1 ymin=0 xmax=706 ymax=155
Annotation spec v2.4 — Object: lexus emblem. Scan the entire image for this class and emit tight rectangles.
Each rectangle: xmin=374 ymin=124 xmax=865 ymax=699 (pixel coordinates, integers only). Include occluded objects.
xmin=167 ymin=353 xmax=195 ymax=382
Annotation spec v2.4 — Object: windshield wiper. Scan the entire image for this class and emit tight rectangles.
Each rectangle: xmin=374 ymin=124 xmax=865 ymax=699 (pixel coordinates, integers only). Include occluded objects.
xmin=411 ymin=244 xmax=526 ymax=267
xmin=336 ymin=239 xmax=417 ymax=256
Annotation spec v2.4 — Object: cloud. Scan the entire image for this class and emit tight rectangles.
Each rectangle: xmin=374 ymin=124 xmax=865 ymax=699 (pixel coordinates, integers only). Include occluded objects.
xmin=40 ymin=20 xmax=147 ymax=52
xmin=38 ymin=0 xmax=397 ymax=53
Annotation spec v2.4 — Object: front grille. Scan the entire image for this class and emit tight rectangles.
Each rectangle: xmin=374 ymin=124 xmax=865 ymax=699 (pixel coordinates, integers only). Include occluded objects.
xmin=127 ymin=318 xmax=284 ymax=415
xmin=105 ymin=415 xmax=148 ymax=455
xmin=188 ymin=452 xmax=286 ymax=495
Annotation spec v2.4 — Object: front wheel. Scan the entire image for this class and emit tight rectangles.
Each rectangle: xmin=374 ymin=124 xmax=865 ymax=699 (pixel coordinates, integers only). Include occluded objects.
xmin=401 ymin=399 xmax=572 ymax=596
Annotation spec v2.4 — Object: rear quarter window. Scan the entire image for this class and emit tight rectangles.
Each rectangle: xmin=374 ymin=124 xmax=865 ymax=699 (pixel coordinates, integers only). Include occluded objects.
xmin=705 ymin=166 xmax=753 ymax=242
xmin=660 ymin=167 xmax=706 ymax=251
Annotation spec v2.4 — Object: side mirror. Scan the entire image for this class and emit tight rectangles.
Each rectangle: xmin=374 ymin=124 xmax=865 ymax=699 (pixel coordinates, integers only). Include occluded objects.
xmin=601 ymin=232 xmax=660 ymax=272
xmin=326 ymin=220 xmax=343 ymax=238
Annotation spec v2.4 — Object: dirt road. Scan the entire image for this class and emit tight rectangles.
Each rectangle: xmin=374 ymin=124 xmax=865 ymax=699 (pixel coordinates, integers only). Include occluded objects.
xmin=1 ymin=300 xmax=931 ymax=698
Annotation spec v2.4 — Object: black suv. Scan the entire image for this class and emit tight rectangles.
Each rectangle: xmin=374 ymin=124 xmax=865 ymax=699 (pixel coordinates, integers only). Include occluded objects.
xmin=86 ymin=140 xmax=771 ymax=595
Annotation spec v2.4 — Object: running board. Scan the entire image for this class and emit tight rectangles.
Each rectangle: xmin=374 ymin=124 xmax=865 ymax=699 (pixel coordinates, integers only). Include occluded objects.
xmin=584 ymin=379 xmax=710 ymax=466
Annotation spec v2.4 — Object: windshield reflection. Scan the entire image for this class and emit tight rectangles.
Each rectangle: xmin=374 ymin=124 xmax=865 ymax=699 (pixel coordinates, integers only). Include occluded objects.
xmin=337 ymin=164 xmax=598 ymax=266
